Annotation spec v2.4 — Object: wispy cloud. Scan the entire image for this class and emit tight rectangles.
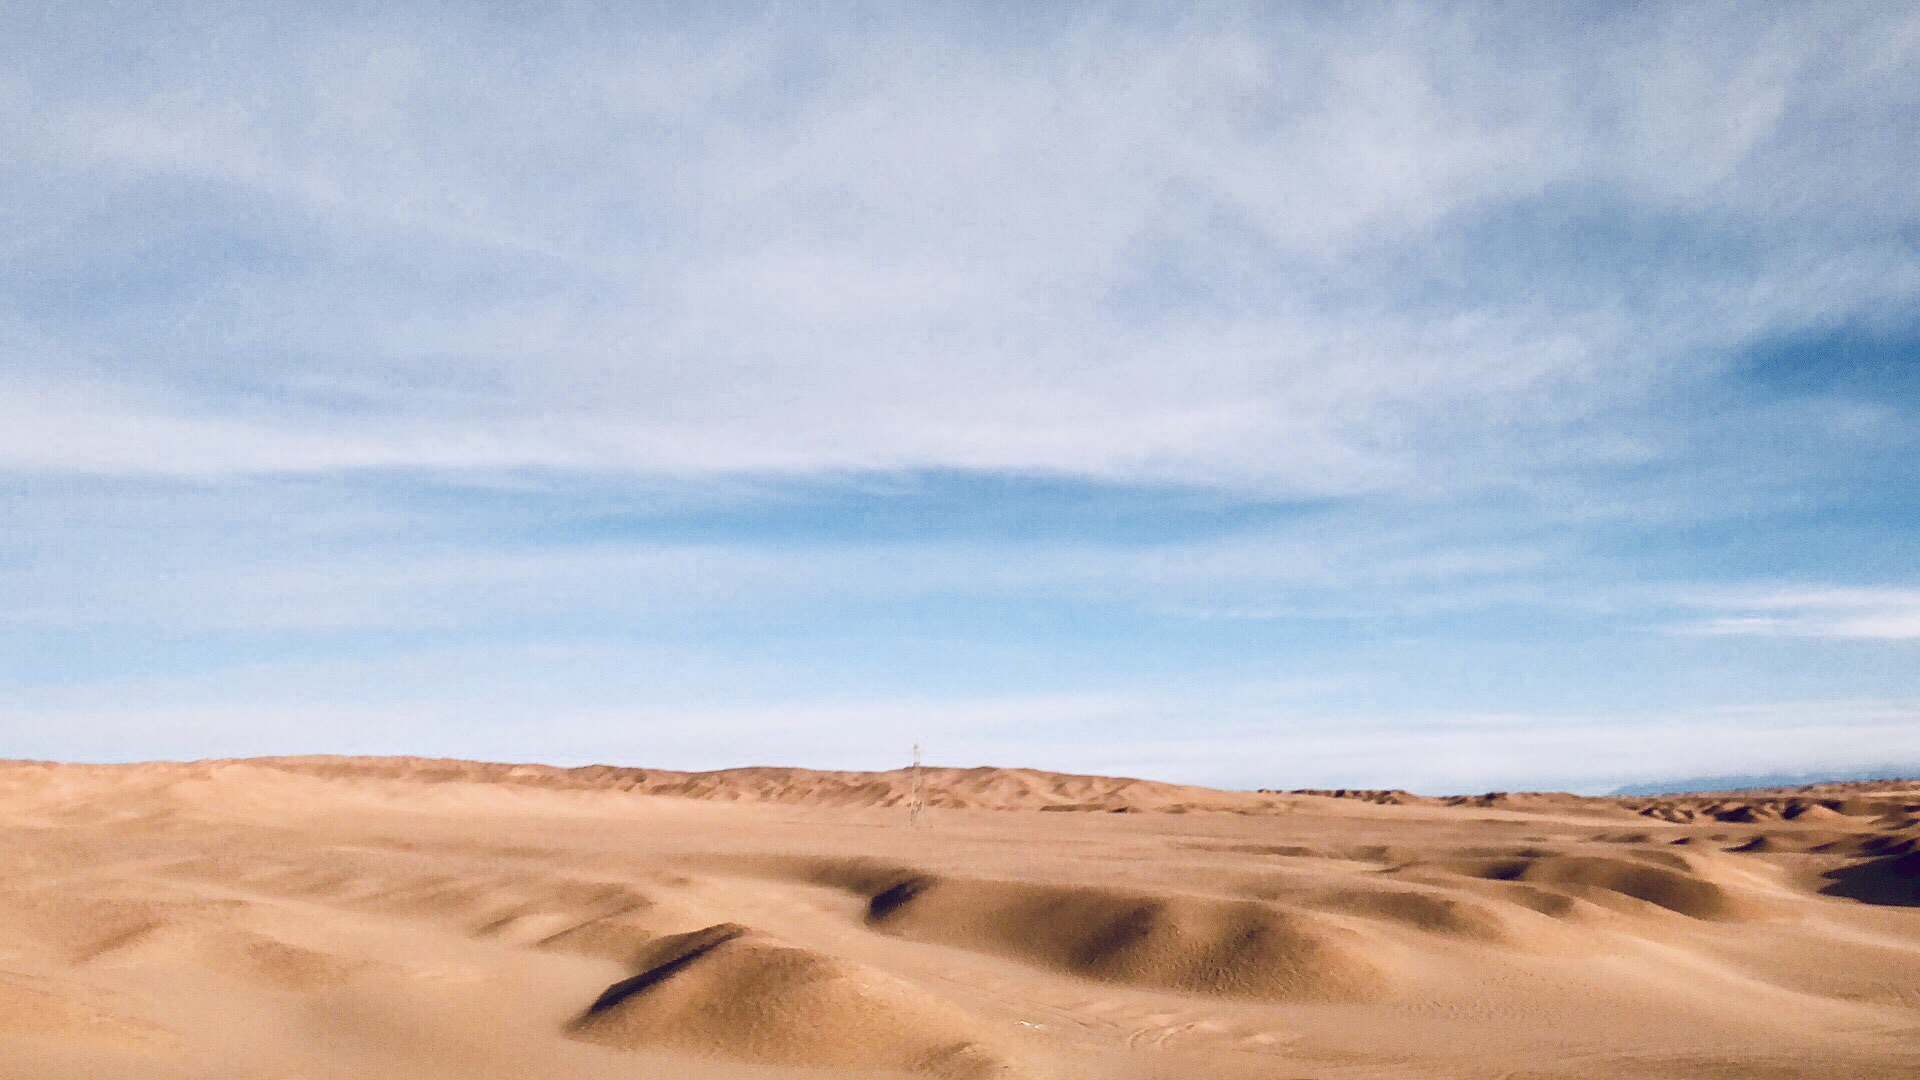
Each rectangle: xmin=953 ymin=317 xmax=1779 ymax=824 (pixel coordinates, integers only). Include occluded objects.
xmin=1676 ymin=587 xmax=1920 ymax=641
xmin=11 ymin=669 xmax=1917 ymax=795
xmin=0 ymin=474 xmax=1574 ymax=637
xmin=2 ymin=5 xmax=1915 ymax=491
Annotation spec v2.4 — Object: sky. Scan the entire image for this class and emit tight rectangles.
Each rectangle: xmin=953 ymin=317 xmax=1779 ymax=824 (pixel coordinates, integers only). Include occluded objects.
xmin=3 ymin=3 xmax=1918 ymax=794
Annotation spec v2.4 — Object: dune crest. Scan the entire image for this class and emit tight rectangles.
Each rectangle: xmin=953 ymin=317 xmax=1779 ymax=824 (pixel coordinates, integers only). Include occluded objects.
xmin=221 ymin=755 xmax=1291 ymax=814
xmin=862 ymin=875 xmax=1393 ymax=1002
xmin=570 ymin=923 xmax=1027 ymax=1077
xmin=1438 ymin=853 xmax=1775 ymax=922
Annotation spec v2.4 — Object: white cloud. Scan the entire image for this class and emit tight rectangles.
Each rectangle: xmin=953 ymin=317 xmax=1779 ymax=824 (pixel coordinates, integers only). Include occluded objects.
xmin=11 ymin=675 xmax=1917 ymax=795
xmin=1676 ymin=587 xmax=1920 ymax=641
xmin=0 ymin=5 xmax=1913 ymax=490
xmin=1106 ymin=699 xmax=1920 ymax=794
xmin=0 ymin=477 xmax=1572 ymax=636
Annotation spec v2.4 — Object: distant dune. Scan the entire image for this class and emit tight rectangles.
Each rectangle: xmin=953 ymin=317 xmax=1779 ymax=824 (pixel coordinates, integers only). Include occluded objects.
xmin=222 ymin=755 xmax=1293 ymax=813
xmin=2 ymin=756 xmax=1918 ymax=1078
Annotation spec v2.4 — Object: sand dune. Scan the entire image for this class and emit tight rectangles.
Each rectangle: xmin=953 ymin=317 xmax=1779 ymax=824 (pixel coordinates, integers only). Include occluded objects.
xmin=572 ymin=923 xmax=1026 ymax=1077
xmin=1623 ymin=786 xmax=1920 ymax=826
xmin=860 ymin=875 xmax=1392 ymax=1002
xmin=1824 ymin=848 xmax=1920 ymax=906
xmin=1429 ymin=852 xmax=1774 ymax=921
xmin=3 ymin=757 xmax=1920 ymax=1078
xmin=1295 ymin=883 xmax=1538 ymax=946
xmin=212 ymin=755 xmax=1289 ymax=813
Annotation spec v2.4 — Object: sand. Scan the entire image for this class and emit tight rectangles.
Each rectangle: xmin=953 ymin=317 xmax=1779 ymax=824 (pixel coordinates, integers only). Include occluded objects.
xmin=1 ymin=758 xmax=1918 ymax=1078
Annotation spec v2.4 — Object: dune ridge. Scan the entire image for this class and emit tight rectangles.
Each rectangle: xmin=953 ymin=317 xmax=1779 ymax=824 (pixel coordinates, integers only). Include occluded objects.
xmin=22 ymin=755 xmax=1292 ymax=814
xmin=859 ymin=874 xmax=1393 ymax=1002
xmin=570 ymin=922 xmax=1026 ymax=1077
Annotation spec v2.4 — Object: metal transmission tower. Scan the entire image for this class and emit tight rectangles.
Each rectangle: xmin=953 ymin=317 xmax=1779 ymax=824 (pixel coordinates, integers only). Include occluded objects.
xmin=907 ymin=743 xmax=924 ymax=827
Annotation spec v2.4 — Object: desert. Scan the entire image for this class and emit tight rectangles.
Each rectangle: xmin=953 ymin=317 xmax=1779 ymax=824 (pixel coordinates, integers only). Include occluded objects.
xmin=2 ymin=756 xmax=1917 ymax=1079
xmin=9 ymin=4 xmax=1920 ymax=1078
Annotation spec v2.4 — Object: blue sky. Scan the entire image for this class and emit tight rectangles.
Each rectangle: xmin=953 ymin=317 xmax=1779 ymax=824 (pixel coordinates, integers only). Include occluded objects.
xmin=3 ymin=3 xmax=1918 ymax=792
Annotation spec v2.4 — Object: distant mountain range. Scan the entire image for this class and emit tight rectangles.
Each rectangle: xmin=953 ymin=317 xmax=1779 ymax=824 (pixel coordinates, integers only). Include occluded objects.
xmin=1611 ymin=766 xmax=1920 ymax=796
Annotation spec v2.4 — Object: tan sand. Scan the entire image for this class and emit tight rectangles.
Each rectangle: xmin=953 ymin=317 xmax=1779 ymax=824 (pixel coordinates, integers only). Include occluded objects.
xmin=1 ymin=757 xmax=1917 ymax=1078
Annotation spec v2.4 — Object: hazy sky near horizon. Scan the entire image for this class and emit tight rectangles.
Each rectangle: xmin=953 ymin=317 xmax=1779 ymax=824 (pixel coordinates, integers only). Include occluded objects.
xmin=4 ymin=3 xmax=1919 ymax=793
